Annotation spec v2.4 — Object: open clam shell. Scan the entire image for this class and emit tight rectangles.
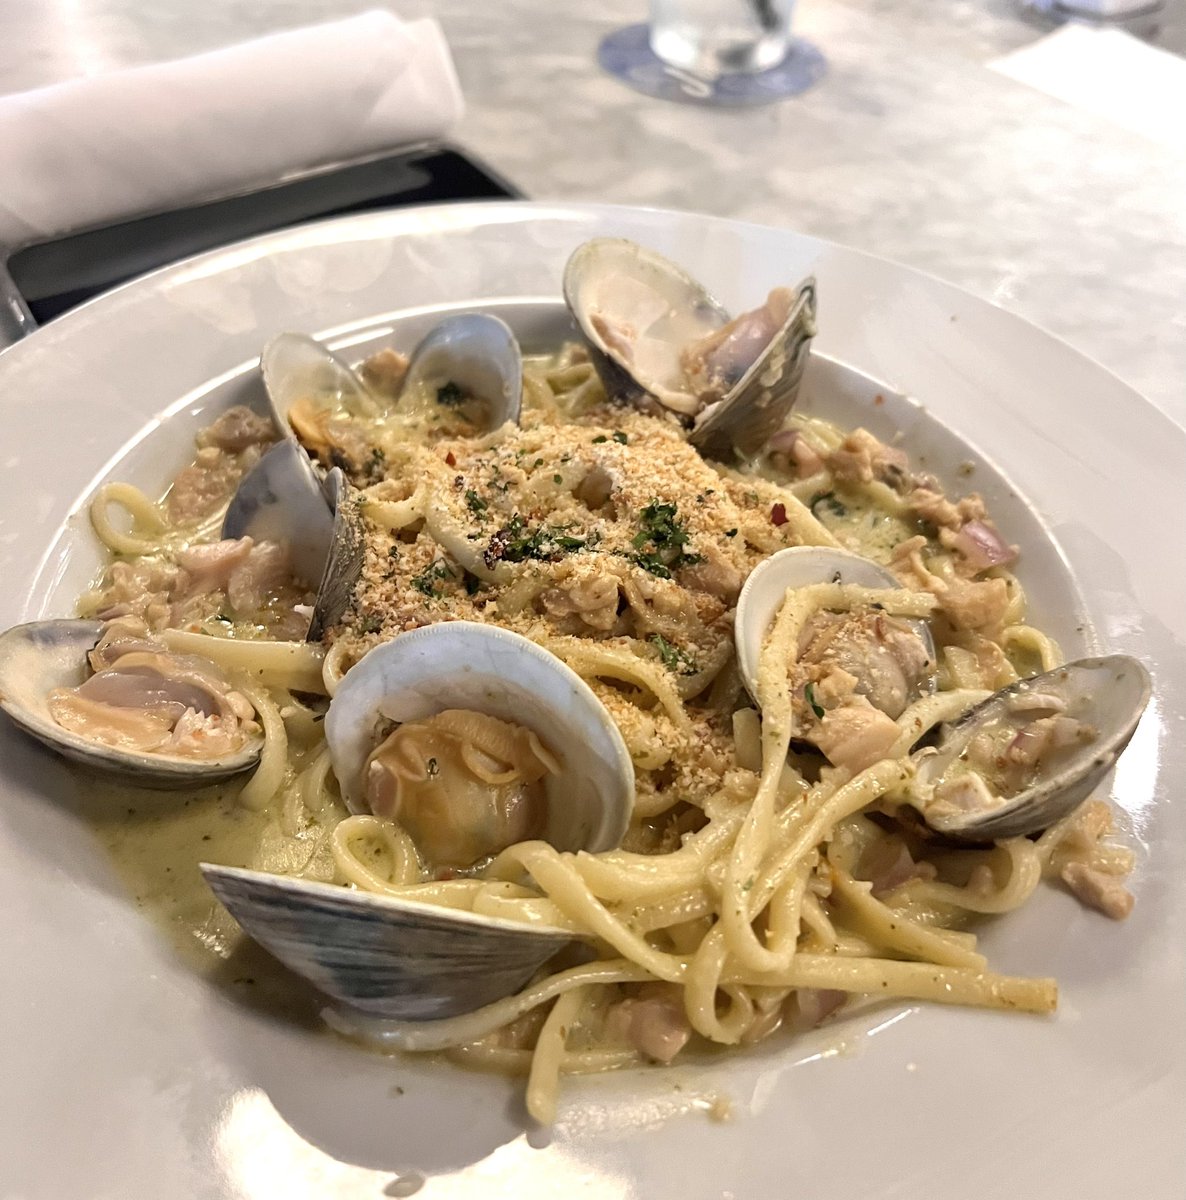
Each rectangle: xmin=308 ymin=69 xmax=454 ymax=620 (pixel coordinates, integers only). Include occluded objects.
xmin=325 ymin=621 xmax=635 ymax=849
xmin=305 ymin=469 xmax=363 ymax=644
xmin=221 ymin=438 xmax=335 ymax=588
xmin=688 ymin=279 xmax=816 ymax=462
xmin=261 ymin=332 xmax=375 ymax=442
xmin=200 ymin=865 xmax=573 ymax=1020
xmin=734 ymin=545 xmax=937 ymax=705
xmin=911 ymin=655 xmax=1152 ymax=842
xmin=0 ymin=620 xmax=262 ymax=787
xmin=562 ymin=237 xmax=817 ymax=461
xmin=400 ymin=312 xmax=523 ymax=430
xmin=262 ymin=319 xmax=523 ymax=458
xmin=220 ymin=449 xmax=356 ymax=644
xmin=203 ymin=621 xmax=634 ymax=1019
xmin=563 ymin=237 xmax=731 ymax=413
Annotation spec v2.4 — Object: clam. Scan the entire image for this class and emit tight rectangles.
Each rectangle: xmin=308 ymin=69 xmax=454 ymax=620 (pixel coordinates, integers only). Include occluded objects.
xmin=234 ymin=318 xmax=523 ymax=619
xmin=562 ymin=237 xmax=817 ymax=462
xmin=907 ymin=655 xmax=1152 ymax=842
xmin=221 ymin=438 xmax=336 ymax=589
xmin=202 ymin=621 xmax=635 ymax=1019
xmin=220 ymin=450 xmax=356 ymax=644
xmin=305 ymin=469 xmax=362 ymax=644
xmin=0 ymin=619 xmax=262 ymax=787
xmin=199 ymin=865 xmax=574 ymax=1020
xmin=261 ymin=317 xmax=522 ymax=461
xmin=398 ymin=312 xmax=523 ymax=430
xmin=734 ymin=546 xmax=937 ymax=711
xmin=260 ymin=332 xmax=377 ymax=456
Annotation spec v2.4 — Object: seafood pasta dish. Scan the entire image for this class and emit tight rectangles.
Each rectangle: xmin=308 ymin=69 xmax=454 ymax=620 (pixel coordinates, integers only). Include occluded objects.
xmin=0 ymin=239 xmax=1150 ymax=1124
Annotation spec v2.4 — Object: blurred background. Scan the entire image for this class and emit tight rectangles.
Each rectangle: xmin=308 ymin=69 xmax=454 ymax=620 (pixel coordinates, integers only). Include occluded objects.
xmin=1 ymin=0 xmax=1183 ymax=414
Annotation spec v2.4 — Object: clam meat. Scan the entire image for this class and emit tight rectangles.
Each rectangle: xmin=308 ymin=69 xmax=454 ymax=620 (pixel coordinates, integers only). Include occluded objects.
xmin=324 ymin=621 xmax=634 ymax=855
xmin=907 ymin=655 xmax=1151 ymax=842
xmin=0 ymin=617 xmax=262 ymax=787
xmin=734 ymin=546 xmax=937 ymax=772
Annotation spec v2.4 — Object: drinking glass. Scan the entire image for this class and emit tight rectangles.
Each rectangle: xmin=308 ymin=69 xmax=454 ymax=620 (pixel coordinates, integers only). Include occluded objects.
xmin=650 ymin=0 xmax=794 ymax=74
xmin=1025 ymin=0 xmax=1164 ymax=34
xmin=599 ymin=0 xmax=825 ymax=107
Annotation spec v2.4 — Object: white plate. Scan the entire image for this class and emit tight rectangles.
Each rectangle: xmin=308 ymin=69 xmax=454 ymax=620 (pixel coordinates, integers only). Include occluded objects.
xmin=1 ymin=202 xmax=1183 ymax=1200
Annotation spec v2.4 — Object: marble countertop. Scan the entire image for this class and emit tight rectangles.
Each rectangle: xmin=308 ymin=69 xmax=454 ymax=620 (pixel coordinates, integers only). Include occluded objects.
xmin=0 ymin=0 xmax=1182 ymax=421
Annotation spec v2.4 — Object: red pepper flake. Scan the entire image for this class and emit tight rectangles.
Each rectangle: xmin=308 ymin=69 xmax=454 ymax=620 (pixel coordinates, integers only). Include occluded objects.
xmin=873 ymin=394 xmax=885 ymax=407
xmin=771 ymin=503 xmax=788 ymax=527
xmin=444 ymin=451 xmax=457 ymax=466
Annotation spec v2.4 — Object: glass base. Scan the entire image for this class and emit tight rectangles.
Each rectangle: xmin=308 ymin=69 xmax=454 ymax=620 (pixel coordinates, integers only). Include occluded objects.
xmin=1019 ymin=0 xmax=1163 ymax=37
xmin=598 ymin=23 xmax=826 ymax=108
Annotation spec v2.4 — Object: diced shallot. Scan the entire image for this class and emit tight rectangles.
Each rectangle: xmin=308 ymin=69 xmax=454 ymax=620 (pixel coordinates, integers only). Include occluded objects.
xmin=767 ymin=429 xmax=825 ymax=478
xmin=607 ymin=988 xmax=692 ymax=1063
xmin=795 ymin=988 xmax=846 ymax=1027
xmin=767 ymin=429 xmax=800 ymax=454
xmin=949 ymin=520 xmax=1018 ymax=573
xmin=860 ymin=836 xmax=937 ymax=897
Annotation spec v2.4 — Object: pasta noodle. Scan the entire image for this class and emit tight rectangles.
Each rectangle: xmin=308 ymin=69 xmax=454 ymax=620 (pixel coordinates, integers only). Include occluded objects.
xmin=70 ymin=339 xmax=1136 ymax=1126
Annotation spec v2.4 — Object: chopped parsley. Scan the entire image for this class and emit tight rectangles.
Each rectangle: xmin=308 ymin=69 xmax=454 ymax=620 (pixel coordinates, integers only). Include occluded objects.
xmin=464 ymin=489 xmax=488 ymax=516
xmin=411 ymin=559 xmax=457 ymax=598
xmin=484 ymin=515 xmax=595 ymax=567
xmin=591 ymin=434 xmax=608 ymax=444
xmin=724 ymin=528 xmax=738 ymax=538
xmin=804 ymin=682 xmax=826 ymax=719
xmin=630 ymin=500 xmax=703 ymax=578
xmin=612 ymin=431 xmax=629 ymax=445
xmin=357 ymin=612 xmax=384 ymax=634
xmin=364 ymin=446 xmax=386 ymax=482
xmin=810 ymin=491 xmax=848 ymax=520
xmin=632 ymin=550 xmax=673 ymax=578
xmin=552 ymin=474 xmax=563 ymax=485
xmin=436 ymin=381 xmax=465 ymax=407
xmin=462 ymin=570 xmax=483 ymax=597
xmin=651 ymin=634 xmax=699 ymax=677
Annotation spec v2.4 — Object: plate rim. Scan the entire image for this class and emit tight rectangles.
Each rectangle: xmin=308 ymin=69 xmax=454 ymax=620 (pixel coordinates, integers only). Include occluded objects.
xmin=0 ymin=198 xmax=1182 ymax=1200
xmin=0 ymin=198 xmax=1176 ymax=430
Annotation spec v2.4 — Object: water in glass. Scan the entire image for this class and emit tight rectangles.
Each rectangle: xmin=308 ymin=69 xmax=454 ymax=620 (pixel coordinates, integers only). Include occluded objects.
xmin=649 ymin=0 xmax=796 ymax=75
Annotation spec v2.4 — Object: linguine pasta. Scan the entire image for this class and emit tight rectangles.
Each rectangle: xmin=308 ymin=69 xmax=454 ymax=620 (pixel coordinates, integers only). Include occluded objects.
xmin=76 ymin=343 xmax=1134 ymax=1124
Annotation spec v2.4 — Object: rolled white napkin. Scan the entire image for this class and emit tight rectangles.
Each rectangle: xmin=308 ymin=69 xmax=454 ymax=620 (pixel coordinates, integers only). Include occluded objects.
xmin=0 ymin=10 xmax=465 ymax=250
